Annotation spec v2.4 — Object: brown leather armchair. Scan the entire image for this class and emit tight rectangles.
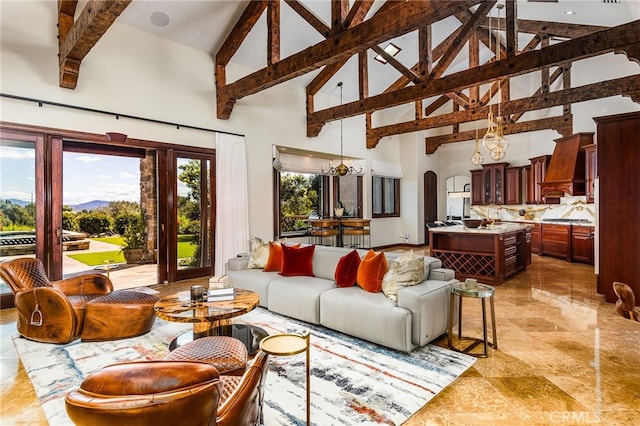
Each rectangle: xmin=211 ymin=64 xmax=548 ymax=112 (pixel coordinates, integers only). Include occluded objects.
xmin=65 ymin=360 xmax=221 ymax=426
xmin=0 ymin=257 xmax=112 ymax=344
xmin=65 ymin=351 xmax=271 ymax=426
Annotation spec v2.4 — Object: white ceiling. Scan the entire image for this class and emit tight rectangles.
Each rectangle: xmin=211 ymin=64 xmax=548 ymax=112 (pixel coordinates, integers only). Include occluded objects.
xmin=117 ymin=0 xmax=640 ymax=102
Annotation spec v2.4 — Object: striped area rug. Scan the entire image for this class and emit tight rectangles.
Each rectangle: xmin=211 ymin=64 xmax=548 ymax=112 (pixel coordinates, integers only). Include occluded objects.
xmin=12 ymin=307 xmax=474 ymax=425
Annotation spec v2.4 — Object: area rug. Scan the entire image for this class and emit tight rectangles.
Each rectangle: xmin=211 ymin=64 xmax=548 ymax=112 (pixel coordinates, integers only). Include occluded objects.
xmin=13 ymin=307 xmax=475 ymax=425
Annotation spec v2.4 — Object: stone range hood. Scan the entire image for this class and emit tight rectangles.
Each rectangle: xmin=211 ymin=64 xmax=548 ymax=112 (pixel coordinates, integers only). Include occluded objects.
xmin=540 ymin=133 xmax=594 ymax=198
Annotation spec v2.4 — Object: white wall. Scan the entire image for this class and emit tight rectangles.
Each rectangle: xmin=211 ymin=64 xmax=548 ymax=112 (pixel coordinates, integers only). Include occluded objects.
xmin=2 ymin=1 xmax=638 ymax=248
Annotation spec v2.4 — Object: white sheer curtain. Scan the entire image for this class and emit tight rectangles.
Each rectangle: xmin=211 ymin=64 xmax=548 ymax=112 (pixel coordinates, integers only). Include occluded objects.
xmin=214 ymin=133 xmax=249 ymax=276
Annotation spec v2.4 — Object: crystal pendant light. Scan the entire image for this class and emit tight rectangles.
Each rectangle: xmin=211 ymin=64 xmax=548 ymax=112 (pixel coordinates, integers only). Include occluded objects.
xmin=470 ymin=128 xmax=484 ymax=166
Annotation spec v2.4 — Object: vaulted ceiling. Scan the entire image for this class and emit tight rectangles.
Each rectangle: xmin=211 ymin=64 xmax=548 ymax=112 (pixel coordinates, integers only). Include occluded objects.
xmin=58 ymin=0 xmax=640 ymax=153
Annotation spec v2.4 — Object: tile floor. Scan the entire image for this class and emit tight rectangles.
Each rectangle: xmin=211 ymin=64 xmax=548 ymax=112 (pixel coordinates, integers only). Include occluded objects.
xmin=1 ymin=251 xmax=639 ymax=425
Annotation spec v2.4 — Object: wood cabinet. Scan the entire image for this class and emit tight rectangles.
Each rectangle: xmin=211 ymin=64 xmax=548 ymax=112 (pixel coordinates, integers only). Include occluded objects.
xmin=505 ymin=166 xmax=522 ymax=205
xmin=584 ymin=144 xmax=597 ymax=203
xmin=594 ymin=111 xmax=640 ymax=303
xmin=429 ymin=226 xmax=531 ymax=285
xmin=527 ymin=155 xmax=560 ymax=204
xmin=483 ymin=163 xmax=507 ymax=204
xmin=470 ymin=169 xmax=484 ymax=205
xmin=529 ymin=222 xmax=542 ymax=255
xmin=571 ymin=225 xmax=594 ymax=264
xmin=541 ymin=223 xmax=571 ymax=261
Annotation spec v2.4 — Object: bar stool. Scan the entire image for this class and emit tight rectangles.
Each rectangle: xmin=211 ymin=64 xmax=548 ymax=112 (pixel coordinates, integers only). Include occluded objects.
xmin=308 ymin=219 xmax=339 ymax=246
xmin=341 ymin=219 xmax=371 ymax=249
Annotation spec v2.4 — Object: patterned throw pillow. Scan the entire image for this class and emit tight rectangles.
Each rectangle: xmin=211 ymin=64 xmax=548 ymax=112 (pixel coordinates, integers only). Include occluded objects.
xmin=382 ymin=250 xmax=425 ymax=301
xmin=356 ymin=249 xmax=388 ymax=293
xmin=279 ymin=245 xmax=315 ymax=277
xmin=247 ymin=237 xmax=269 ymax=269
xmin=334 ymin=249 xmax=361 ymax=287
xmin=264 ymin=241 xmax=300 ymax=272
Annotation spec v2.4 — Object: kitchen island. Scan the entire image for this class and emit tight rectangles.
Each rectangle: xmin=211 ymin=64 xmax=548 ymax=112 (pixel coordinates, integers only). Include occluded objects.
xmin=429 ymin=224 xmax=531 ymax=285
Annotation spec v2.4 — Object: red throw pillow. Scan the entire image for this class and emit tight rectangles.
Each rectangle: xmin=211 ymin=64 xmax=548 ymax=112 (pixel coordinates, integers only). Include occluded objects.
xmin=263 ymin=242 xmax=300 ymax=272
xmin=279 ymin=244 xmax=316 ymax=277
xmin=334 ymin=250 xmax=361 ymax=288
xmin=356 ymin=249 xmax=388 ymax=293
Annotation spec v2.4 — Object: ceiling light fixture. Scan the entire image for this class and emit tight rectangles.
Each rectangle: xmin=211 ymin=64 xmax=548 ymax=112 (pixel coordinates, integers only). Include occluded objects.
xmin=480 ymin=3 xmax=509 ymax=163
xmin=470 ymin=127 xmax=484 ymax=166
xmin=374 ymin=42 xmax=401 ymax=64
xmin=322 ymin=82 xmax=362 ymax=176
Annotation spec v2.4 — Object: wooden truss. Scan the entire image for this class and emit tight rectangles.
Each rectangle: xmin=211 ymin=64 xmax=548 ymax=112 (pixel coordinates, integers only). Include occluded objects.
xmin=215 ymin=0 xmax=640 ymax=152
xmin=58 ymin=0 xmax=131 ymax=89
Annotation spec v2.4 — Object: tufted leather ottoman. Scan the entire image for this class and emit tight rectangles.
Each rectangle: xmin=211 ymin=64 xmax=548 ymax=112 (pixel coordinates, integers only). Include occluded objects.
xmin=164 ymin=336 xmax=248 ymax=376
xmin=81 ymin=290 xmax=159 ymax=342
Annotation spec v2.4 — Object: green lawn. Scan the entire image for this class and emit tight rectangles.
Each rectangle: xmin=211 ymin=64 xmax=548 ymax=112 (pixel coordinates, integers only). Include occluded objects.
xmin=67 ymin=235 xmax=198 ymax=266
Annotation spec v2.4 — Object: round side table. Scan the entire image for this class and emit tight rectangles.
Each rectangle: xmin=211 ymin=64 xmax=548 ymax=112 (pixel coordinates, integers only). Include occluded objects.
xmin=447 ymin=281 xmax=498 ymax=358
xmin=259 ymin=332 xmax=311 ymax=425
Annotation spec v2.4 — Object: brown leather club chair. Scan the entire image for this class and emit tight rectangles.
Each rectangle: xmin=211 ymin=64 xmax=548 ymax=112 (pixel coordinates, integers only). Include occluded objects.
xmin=0 ymin=257 xmax=113 ymax=344
xmin=65 ymin=351 xmax=271 ymax=426
xmin=217 ymin=350 xmax=270 ymax=426
xmin=613 ymin=281 xmax=640 ymax=322
xmin=65 ymin=360 xmax=221 ymax=426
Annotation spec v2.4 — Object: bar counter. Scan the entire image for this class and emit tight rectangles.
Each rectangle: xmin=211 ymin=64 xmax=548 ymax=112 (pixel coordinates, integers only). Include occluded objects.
xmin=429 ymin=224 xmax=531 ymax=285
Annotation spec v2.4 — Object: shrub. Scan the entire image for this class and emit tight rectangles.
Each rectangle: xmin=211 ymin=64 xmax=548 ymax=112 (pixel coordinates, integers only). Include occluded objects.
xmin=114 ymin=212 xmax=140 ymax=236
xmin=77 ymin=211 xmax=113 ymax=236
xmin=62 ymin=210 xmax=79 ymax=232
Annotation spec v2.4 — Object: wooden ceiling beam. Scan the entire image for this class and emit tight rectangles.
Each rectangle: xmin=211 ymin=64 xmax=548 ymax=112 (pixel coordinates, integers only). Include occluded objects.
xmin=305 ymin=0 xmax=375 ymax=96
xmin=267 ymin=1 xmax=280 ymax=65
xmin=217 ymin=0 xmax=482 ymax=119
xmin=424 ymin=115 xmax=574 ymax=153
xmin=366 ymin=73 xmax=640 ymax=149
xmin=478 ymin=18 xmax=607 ymax=39
xmin=216 ymin=1 xmax=269 ymax=67
xmin=309 ymin=20 xmax=640 ymax=128
xmin=58 ymin=0 xmax=131 ymax=89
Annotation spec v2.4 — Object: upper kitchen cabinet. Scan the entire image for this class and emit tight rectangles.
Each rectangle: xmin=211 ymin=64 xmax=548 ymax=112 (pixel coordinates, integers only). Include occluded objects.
xmin=527 ymin=155 xmax=559 ymax=204
xmin=483 ymin=162 xmax=507 ymax=205
xmin=505 ymin=166 xmax=522 ymax=205
xmin=584 ymin=144 xmax=597 ymax=203
xmin=470 ymin=169 xmax=484 ymax=205
xmin=471 ymin=163 xmax=522 ymax=205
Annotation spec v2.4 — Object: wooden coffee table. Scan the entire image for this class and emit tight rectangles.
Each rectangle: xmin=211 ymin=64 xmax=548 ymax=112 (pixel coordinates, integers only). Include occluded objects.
xmin=154 ymin=288 xmax=268 ymax=353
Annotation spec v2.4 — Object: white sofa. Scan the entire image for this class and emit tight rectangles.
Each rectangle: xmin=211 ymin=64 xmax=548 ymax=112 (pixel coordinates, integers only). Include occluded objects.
xmin=225 ymin=245 xmax=457 ymax=353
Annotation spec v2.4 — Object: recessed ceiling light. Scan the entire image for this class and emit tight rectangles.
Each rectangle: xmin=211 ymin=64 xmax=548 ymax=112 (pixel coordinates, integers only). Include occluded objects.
xmin=565 ymin=10 xmax=576 ymax=15
xmin=374 ymin=43 xmax=401 ymax=64
xmin=150 ymin=11 xmax=170 ymax=27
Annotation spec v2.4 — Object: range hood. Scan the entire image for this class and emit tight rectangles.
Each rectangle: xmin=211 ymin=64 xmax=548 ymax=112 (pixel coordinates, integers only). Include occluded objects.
xmin=540 ymin=132 xmax=594 ymax=198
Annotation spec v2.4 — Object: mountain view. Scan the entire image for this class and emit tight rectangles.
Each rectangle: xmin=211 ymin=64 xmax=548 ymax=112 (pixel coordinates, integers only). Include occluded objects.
xmin=3 ymin=198 xmax=110 ymax=212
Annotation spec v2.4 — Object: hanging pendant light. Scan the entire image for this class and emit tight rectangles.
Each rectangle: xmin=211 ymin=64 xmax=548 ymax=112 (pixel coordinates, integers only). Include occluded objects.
xmin=479 ymin=3 xmax=509 ymax=162
xmin=322 ymin=82 xmax=363 ymax=176
xmin=470 ymin=127 xmax=484 ymax=166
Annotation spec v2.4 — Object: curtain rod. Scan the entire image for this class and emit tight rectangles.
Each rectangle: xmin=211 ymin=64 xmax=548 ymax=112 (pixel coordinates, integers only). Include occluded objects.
xmin=1 ymin=93 xmax=244 ymax=138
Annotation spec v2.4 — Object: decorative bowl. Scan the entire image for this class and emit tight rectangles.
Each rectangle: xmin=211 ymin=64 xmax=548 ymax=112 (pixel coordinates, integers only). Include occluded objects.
xmin=462 ymin=219 xmax=484 ymax=229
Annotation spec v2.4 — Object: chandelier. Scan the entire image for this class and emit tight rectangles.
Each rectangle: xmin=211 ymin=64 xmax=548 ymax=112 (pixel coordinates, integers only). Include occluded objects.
xmin=479 ymin=3 xmax=509 ymax=163
xmin=322 ymin=82 xmax=363 ymax=176
xmin=470 ymin=127 xmax=484 ymax=166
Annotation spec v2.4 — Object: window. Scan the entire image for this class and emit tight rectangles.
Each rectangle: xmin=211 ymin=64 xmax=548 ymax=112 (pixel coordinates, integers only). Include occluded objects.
xmin=372 ymin=176 xmax=400 ymax=218
xmin=334 ymin=175 xmax=362 ymax=218
xmin=276 ymin=171 xmax=325 ymax=238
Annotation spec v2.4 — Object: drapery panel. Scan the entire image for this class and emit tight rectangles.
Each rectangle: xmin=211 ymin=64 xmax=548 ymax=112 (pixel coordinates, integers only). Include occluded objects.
xmin=214 ymin=133 xmax=249 ymax=276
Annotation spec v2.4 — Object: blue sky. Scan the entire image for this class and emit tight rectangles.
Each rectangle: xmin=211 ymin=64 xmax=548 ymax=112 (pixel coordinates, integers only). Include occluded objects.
xmin=1 ymin=146 xmax=141 ymax=205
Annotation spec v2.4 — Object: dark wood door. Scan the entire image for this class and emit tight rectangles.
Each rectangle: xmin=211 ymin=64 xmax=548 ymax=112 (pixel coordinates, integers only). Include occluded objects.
xmin=424 ymin=171 xmax=437 ymax=236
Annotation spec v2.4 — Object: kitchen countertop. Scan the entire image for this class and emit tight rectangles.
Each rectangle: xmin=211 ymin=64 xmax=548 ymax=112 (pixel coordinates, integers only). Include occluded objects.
xmin=428 ymin=223 xmax=531 ymax=235
xmin=503 ymin=220 xmax=595 ymax=226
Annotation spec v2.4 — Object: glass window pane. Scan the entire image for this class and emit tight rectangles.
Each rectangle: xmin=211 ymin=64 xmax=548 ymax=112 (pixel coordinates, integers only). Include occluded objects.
xmin=372 ymin=177 xmax=382 ymax=215
xmin=1 ymin=140 xmax=36 ymax=297
xmin=279 ymin=172 xmax=319 ymax=235
xmin=383 ymin=178 xmax=395 ymax=214
xmin=337 ymin=175 xmax=358 ymax=217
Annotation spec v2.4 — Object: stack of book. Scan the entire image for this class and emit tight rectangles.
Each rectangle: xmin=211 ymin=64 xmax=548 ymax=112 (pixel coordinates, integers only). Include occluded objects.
xmin=207 ymin=286 xmax=235 ymax=301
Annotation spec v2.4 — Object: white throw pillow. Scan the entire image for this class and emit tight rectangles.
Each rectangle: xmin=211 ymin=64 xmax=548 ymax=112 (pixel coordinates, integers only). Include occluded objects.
xmin=382 ymin=250 xmax=425 ymax=301
xmin=247 ymin=236 xmax=269 ymax=269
